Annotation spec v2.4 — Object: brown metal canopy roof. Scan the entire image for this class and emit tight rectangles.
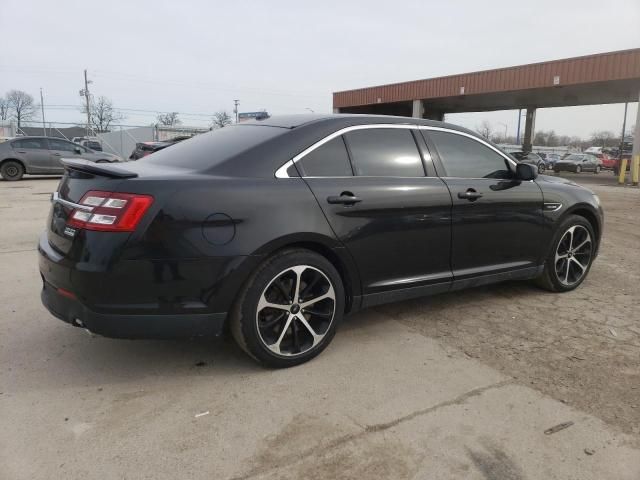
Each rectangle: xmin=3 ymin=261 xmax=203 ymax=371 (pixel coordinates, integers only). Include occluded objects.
xmin=333 ymin=49 xmax=640 ymax=113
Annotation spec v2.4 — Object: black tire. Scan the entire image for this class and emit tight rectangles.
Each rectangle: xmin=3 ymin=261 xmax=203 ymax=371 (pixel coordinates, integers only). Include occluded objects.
xmin=594 ymin=165 xmax=601 ymax=174
xmin=538 ymin=163 xmax=546 ymax=174
xmin=535 ymin=214 xmax=596 ymax=292
xmin=0 ymin=160 xmax=25 ymax=181
xmin=230 ymin=248 xmax=345 ymax=368
xmin=575 ymin=165 xmax=582 ymax=173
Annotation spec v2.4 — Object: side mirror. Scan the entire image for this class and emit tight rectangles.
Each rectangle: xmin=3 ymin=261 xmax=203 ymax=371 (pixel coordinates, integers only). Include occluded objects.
xmin=74 ymin=147 xmax=82 ymax=154
xmin=516 ymin=163 xmax=538 ymax=180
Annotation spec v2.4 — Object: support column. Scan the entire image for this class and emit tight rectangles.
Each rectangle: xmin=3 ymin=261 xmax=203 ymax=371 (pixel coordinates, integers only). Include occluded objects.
xmin=631 ymin=93 xmax=640 ymax=186
xmin=332 ymin=107 xmax=340 ymax=114
xmin=522 ymin=107 xmax=536 ymax=153
xmin=412 ymin=100 xmax=424 ymax=118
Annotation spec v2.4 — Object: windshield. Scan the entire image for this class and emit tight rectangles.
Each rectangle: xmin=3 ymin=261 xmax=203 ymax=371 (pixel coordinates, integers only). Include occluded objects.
xmin=564 ymin=154 xmax=584 ymax=161
xmin=142 ymin=125 xmax=286 ymax=169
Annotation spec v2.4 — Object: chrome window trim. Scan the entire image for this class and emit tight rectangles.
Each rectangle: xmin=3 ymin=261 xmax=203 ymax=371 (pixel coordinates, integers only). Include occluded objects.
xmin=51 ymin=191 xmax=94 ymax=212
xmin=274 ymin=123 xmax=517 ymax=179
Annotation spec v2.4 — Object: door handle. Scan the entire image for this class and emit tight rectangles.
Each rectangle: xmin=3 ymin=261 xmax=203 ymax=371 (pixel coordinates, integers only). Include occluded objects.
xmin=17 ymin=151 xmax=27 ymax=154
xmin=457 ymin=189 xmax=483 ymax=201
xmin=327 ymin=193 xmax=362 ymax=205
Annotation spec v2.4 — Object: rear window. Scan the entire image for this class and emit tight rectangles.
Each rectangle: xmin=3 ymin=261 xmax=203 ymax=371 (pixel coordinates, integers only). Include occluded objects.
xmin=142 ymin=125 xmax=285 ymax=169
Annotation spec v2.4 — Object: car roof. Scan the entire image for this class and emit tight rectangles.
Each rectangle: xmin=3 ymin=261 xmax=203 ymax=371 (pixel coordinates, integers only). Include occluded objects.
xmin=240 ymin=113 xmax=475 ymax=135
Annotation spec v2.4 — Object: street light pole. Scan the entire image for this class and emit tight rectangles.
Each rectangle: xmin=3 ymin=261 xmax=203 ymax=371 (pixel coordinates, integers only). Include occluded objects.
xmin=516 ymin=109 xmax=522 ymax=144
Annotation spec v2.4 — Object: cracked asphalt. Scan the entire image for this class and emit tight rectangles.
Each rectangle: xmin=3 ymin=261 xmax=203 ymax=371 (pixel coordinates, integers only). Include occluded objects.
xmin=1 ymin=174 xmax=639 ymax=479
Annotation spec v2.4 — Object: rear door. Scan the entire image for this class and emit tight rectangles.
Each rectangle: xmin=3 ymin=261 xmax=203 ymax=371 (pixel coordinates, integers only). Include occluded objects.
xmin=298 ymin=126 xmax=453 ymax=302
xmin=423 ymin=129 xmax=544 ymax=283
xmin=11 ymin=138 xmax=51 ymax=172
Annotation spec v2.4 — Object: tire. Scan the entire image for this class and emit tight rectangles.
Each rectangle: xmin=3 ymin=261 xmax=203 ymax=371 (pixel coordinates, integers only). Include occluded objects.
xmin=594 ymin=165 xmax=601 ymax=174
xmin=575 ymin=165 xmax=582 ymax=173
xmin=538 ymin=163 xmax=546 ymax=174
xmin=230 ymin=248 xmax=345 ymax=368
xmin=535 ymin=214 xmax=596 ymax=293
xmin=0 ymin=160 xmax=25 ymax=181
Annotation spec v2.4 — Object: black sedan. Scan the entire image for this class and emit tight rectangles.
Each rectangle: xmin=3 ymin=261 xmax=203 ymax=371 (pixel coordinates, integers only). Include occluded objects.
xmin=511 ymin=151 xmax=547 ymax=173
xmin=39 ymin=115 xmax=603 ymax=367
xmin=554 ymin=153 xmax=602 ymax=174
xmin=128 ymin=136 xmax=192 ymax=160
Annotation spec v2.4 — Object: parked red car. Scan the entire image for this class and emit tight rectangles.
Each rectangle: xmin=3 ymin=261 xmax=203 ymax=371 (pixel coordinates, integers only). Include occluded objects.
xmin=596 ymin=153 xmax=616 ymax=170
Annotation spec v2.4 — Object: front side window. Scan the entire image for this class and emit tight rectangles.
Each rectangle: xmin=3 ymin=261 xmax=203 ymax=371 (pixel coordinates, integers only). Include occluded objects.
xmin=49 ymin=139 xmax=77 ymax=152
xmin=344 ymin=128 xmax=424 ymax=177
xmin=296 ymin=136 xmax=352 ymax=177
xmin=13 ymin=138 xmax=48 ymax=150
xmin=426 ymin=131 xmax=511 ymax=179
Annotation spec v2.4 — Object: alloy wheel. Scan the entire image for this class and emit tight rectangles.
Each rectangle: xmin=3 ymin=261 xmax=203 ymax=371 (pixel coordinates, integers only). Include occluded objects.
xmin=256 ymin=265 xmax=336 ymax=356
xmin=554 ymin=225 xmax=592 ymax=286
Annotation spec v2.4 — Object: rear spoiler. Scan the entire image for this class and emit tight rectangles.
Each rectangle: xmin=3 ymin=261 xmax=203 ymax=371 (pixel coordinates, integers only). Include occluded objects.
xmin=61 ymin=159 xmax=138 ymax=179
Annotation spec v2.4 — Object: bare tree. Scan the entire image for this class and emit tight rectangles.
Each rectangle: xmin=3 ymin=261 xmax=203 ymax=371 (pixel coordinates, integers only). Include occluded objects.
xmin=157 ymin=112 xmax=181 ymax=126
xmin=6 ymin=89 xmax=36 ymax=127
xmin=590 ymin=130 xmax=616 ymax=148
xmin=82 ymin=96 xmax=124 ymax=132
xmin=475 ymin=120 xmax=493 ymax=140
xmin=0 ymin=97 xmax=9 ymax=121
xmin=211 ymin=111 xmax=233 ymax=129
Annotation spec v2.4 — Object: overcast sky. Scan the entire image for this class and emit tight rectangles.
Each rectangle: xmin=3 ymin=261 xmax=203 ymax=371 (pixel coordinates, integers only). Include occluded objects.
xmin=1 ymin=0 xmax=638 ymax=138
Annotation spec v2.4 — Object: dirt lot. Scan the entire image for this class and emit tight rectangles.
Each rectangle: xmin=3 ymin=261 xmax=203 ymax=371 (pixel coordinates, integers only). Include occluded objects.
xmin=380 ymin=172 xmax=640 ymax=438
xmin=1 ymin=172 xmax=639 ymax=479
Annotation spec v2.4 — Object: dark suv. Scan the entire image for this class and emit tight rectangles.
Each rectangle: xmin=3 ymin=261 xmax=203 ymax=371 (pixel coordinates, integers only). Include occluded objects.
xmin=39 ymin=115 xmax=602 ymax=367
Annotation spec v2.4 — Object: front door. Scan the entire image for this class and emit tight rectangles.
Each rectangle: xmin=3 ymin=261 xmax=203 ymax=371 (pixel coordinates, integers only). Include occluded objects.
xmin=297 ymin=127 xmax=453 ymax=302
xmin=423 ymin=129 xmax=544 ymax=282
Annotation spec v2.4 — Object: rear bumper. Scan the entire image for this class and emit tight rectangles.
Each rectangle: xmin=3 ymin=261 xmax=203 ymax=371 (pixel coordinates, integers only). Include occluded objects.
xmin=41 ymin=278 xmax=226 ymax=339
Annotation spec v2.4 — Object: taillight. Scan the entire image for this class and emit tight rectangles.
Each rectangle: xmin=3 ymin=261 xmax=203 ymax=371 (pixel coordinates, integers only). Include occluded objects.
xmin=67 ymin=190 xmax=154 ymax=232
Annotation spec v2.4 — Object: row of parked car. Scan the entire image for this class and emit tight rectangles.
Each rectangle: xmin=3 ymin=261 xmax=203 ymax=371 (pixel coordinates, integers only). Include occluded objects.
xmin=511 ymin=150 xmax=616 ymax=174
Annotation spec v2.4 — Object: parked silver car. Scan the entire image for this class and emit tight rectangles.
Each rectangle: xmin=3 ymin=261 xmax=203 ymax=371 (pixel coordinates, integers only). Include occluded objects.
xmin=0 ymin=136 xmax=122 ymax=181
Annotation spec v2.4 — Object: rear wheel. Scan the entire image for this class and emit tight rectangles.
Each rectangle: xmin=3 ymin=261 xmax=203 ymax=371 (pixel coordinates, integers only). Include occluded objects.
xmin=0 ymin=160 xmax=24 ymax=181
xmin=575 ymin=165 xmax=582 ymax=173
xmin=535 ymin=215 xmax=595 ymax=292
xmin=594 ymin=165 xmax=601 ymax=174
xmin=538 ymin=163 xmax=546 ymax=174
xmin=230 ymin=249 xmax=344 ymax=368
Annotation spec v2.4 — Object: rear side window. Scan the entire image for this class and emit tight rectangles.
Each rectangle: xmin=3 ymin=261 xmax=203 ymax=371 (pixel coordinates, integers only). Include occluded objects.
xmin=49 ymin=139 xmax=77 ymax=152
xmin=427 ymin=131 xmax=510 ymax=179
xmin=143 ymin=125 xmax=285 ymax=169
xmin=13 ymin=138 xmax=48 ymax=150
xmin=344 ymin=128 xmax=424 ymax=177
xmin=296 ymin=137 xmax=352 ymax=177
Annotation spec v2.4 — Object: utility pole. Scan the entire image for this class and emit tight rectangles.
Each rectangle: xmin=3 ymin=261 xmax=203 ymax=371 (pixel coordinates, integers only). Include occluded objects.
xmin=516 ymin=109 xmax=522 ymax=144
xmin=39 ymin=88 xmax=46 ymax=136
xmin=83 ymin=69 xmax=92 ymax=134
xmin=233 ymin=99 xmax=240 ymax=123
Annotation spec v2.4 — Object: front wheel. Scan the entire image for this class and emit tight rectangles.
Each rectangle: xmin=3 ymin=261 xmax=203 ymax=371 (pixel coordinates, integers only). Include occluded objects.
xmin=0 ymin=160 xmax=25 ymax=181
xmin=538 ymin=163 xmax=546 ymax=174
xmin=594 ymin=165 xmax=601 ymax=174
xmin=535 ymin=215 xmax=596 ymax=292
xmin=230 ymin=249 xmax=344 ymax=368
xmin=575 ymin=165 xmax=582 ymax=173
